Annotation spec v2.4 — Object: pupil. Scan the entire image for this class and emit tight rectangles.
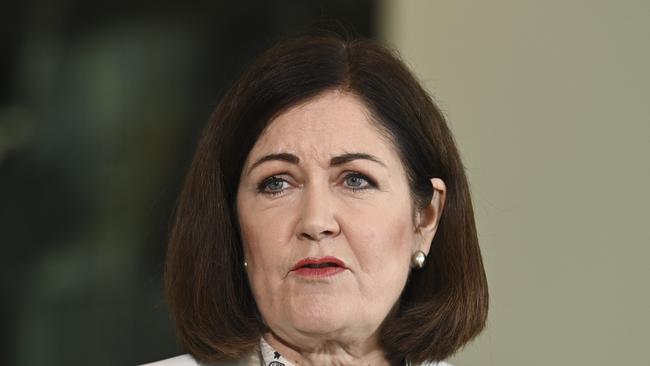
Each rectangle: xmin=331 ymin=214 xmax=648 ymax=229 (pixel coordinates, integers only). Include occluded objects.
xmin=348 ymin=176 xmax=361 ymax=187
xmin=269 ymin=180 xmax=283 ymax=190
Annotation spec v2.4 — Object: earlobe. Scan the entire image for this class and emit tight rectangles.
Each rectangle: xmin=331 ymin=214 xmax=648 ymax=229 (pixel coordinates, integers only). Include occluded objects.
xmin=415 ymin=178 xmax=446 ymax=254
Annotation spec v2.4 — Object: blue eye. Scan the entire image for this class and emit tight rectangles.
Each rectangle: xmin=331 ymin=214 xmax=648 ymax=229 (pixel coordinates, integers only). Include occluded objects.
xmin=258 ymin=176 xmax=289 ymax=196
xmin=344 ymin=173 xmax=374 ymax=191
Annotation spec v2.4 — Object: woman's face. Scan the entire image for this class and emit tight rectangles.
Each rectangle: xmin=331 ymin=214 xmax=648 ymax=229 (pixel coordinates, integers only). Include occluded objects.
xmin=236 ymin=90 xmax=442 ymax=348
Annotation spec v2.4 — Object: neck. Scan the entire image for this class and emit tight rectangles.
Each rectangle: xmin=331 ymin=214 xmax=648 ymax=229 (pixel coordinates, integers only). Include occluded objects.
xmin=263 ymin=331 xmax=393 ymax=366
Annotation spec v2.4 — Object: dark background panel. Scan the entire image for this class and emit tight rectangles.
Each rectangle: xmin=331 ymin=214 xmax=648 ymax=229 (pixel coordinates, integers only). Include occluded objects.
xmin=0 ymin=1 xmax=376 ymax=365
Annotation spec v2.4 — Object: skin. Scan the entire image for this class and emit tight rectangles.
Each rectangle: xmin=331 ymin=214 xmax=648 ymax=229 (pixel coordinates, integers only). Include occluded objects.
xmin=236 ymin=90 xmax=446 ymax=366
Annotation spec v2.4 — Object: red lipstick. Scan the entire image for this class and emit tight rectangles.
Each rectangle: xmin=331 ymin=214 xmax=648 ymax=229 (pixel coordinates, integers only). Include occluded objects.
xmin=291 ymin=256 xmax=346 ymax=278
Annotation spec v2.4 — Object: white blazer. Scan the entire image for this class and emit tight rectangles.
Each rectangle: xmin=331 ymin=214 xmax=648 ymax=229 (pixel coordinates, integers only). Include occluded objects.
xmin=141 ymin=352 xmax=259 ymax=366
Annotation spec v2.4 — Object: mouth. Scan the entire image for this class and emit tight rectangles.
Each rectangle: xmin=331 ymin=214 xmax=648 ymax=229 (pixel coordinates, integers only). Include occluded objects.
xmin=291 ymin=256 xmax=347 ymax=278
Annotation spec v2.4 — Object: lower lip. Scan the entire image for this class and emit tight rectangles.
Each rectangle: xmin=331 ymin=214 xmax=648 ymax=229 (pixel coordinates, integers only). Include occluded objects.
xmin=292 ymin=266 xmax=345 ymax=278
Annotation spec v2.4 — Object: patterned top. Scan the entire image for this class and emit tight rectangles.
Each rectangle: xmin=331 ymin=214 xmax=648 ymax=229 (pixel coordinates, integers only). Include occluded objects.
xmin=259 ymin=337 xmax=451 ymax=366
xmin=259 ymin=337 xmax=293 ymax=366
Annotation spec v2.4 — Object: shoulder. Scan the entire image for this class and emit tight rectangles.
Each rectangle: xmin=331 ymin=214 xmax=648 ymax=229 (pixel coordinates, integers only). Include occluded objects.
xmin=139 ymin=352 xmax=260 ymax=366
xmin=139 ymin=354 xmax=198 ymax=366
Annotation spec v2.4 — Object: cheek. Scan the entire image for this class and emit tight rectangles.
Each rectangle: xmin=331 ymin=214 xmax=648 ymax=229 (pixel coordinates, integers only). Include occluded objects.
xmin=345 ymin=204 xmax=415 ymax=281
xmin=239 ymin=206 xmax=291 ymax=266
xmin=340 ymin=211 xmax=414 ymax=324
xmin=238 ymin=204 xmax=295 ymax=307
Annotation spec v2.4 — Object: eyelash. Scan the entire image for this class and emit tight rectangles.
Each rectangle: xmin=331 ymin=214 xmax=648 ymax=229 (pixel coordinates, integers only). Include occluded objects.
xmin=256 ymin=172 xmax=377 ymax=197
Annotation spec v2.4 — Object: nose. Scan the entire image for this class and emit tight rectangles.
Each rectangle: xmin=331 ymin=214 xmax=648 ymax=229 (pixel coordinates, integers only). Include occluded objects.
xmin=296 ymin=185 xmax=341 ymax=242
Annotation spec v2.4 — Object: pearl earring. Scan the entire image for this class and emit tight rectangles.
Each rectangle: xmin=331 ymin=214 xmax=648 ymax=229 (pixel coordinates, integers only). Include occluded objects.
xmin=244 ymin=261 xmax=248 ymax=268
xmin=411 ymin=250 xmax=426 ymax=269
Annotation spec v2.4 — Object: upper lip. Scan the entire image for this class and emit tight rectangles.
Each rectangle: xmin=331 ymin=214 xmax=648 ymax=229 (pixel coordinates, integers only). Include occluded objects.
xmin=291 ymin=256 xmax=347 ymax=271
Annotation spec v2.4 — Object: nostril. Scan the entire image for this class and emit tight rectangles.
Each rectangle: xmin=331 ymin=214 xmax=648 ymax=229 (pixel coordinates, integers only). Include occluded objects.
xmin=299 ymin=232 xmax=315 ymax=240
xmin=299 ymin=229 xmax=334 ymax=241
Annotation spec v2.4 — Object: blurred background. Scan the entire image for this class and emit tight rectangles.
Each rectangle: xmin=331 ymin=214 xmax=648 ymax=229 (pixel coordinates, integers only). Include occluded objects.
xmin=1 ymin=1 xmax=648 ymax=365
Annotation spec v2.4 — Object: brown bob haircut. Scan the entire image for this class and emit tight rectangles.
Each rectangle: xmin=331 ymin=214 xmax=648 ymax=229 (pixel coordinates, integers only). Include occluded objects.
xmin=166 ymin=34 xmax=488 ymax=364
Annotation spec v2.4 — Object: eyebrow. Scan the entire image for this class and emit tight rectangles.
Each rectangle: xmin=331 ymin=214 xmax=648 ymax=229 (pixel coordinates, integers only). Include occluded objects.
xmin=247 ymin=152 xmax=387 ymax=175
xmin=330 ymin=153 xmax=386 ymax=168
xmin=248 ymin=153 xmax=299 ymax=174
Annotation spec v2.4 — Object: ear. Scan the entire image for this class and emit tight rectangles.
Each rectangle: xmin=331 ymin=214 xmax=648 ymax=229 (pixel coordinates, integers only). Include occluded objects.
xmin=414 ymin=178 xmax=446 ymax=256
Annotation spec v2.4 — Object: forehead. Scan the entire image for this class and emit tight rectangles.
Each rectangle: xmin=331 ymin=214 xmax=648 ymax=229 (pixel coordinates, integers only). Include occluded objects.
xmin=247 ymin=91 xmax=398 ymax=163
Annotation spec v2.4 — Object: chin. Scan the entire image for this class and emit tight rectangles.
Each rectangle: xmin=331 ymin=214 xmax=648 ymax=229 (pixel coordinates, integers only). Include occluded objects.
xmin=286 ymin=299 xmax=349 ymax=335
xmin=291 ymin=316 xmax=343 ymax=336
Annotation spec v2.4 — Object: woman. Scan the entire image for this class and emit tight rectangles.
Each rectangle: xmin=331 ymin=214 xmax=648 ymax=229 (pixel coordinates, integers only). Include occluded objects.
xmin=146 ymin=34 xmax=488 ymax=366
